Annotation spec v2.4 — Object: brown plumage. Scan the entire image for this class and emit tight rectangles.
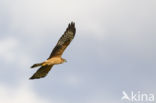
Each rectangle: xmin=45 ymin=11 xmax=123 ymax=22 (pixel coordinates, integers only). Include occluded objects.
xmin=30 ymin=22 xmax=76 ymax=79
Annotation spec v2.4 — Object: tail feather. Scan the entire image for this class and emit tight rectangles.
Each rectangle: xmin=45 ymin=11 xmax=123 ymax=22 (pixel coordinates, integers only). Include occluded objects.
xmin=31 ymin=63 xmax=43 ymax=68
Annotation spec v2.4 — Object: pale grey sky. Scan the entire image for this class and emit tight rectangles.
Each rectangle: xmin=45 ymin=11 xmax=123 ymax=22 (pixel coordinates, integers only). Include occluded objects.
xmin=0 ymin=0 xmax=156 ymax=103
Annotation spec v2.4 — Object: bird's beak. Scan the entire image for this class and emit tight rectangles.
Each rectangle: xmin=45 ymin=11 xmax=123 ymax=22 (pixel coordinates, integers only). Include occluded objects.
xmin=64 ymin=59 xmax=67 ymax=62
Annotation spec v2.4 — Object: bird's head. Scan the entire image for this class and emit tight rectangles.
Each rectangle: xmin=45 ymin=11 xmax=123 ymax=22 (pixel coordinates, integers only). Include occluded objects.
xmin=62 ymin=58 xmax=67 ymax=63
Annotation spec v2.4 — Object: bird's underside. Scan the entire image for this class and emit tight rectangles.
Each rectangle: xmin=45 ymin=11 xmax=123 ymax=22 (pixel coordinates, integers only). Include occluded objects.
xmin=31 ymin=57 xmax=64 ymax=68
xmin=29 ymin=22 xmax=76 ymax=79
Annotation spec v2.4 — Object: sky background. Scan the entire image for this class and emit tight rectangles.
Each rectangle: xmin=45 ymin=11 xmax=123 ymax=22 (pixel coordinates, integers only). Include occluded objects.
xmin=0 ymin=0 xmax=156 ymax=103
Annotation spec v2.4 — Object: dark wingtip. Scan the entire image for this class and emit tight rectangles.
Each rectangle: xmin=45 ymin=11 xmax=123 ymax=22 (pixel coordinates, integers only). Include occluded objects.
xmin=29 ymin=76 xmax=40 ymax=80
xmin=70 ymin=21 xmax=75 ymax=26
xmin=29 ymin=74 xmax=46 ymax=80
xmin=70 ymin=22 xmax=75 ymax=28
xmin=29 ymin=77 xmax=34 ymax=80
xmin=29 ymin=75 xmax=36 ymax=80
xmin=67 ymin=21 xmax=76 ymax=34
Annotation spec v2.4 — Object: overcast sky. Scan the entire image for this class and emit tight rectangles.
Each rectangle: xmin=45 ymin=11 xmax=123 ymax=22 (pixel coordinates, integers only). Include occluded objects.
xmin=0 ymin=0 xmax=156 ymax=103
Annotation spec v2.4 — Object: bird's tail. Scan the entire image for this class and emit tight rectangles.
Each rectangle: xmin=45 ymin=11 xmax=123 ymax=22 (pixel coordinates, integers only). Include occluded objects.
xmin=31 ymin=63 xmax=43 ymax=68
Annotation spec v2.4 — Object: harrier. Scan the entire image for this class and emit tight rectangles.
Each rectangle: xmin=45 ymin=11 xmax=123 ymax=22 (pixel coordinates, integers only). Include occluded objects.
xmin=30 ymin=22 xmax=76 ymax=79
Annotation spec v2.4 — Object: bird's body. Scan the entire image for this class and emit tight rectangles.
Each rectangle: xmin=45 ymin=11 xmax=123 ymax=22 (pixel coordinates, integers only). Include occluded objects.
xmin=30 ymin=22 xmax=76 ymax=79
xmin=43 ymin=57 xmax=66 ymax=65
xmin=32 ymin=57 xmax=66 ymax=68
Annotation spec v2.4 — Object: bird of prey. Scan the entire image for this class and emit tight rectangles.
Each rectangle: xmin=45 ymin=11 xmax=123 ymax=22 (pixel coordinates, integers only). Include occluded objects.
xmin=30 ymin=22 xmax=76 ymax=79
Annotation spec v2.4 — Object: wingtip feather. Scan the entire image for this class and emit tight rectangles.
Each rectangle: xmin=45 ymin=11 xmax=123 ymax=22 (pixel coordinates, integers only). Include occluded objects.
xmin=67 ymin=21 xmax=76 ymax=34
xmin=70 ymin=21 xmax=75 ymax=26
xmin=29 ymin=76 xmax=40 ymax=80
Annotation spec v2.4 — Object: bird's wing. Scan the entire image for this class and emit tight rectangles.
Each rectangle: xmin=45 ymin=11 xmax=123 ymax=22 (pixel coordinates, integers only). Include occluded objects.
xmin=29 ymin=65 xmax=53 ymax=79
xmin=48 ymin=22 xmax=76 ymax=59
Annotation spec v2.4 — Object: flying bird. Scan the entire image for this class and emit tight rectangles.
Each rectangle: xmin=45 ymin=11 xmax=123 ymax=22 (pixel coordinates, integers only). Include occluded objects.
xmin=30 ymin=22 xmax=76 ymax=79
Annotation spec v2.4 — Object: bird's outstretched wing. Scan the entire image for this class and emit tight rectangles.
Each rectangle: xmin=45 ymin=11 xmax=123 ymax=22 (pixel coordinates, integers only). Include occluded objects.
xmin=48 ymin=22 xmax=76 ymax=59
xmin=29 ymin=22 xmax=76 ymax=79
xmin=29 ymin=65 xmax=53 ymax=79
